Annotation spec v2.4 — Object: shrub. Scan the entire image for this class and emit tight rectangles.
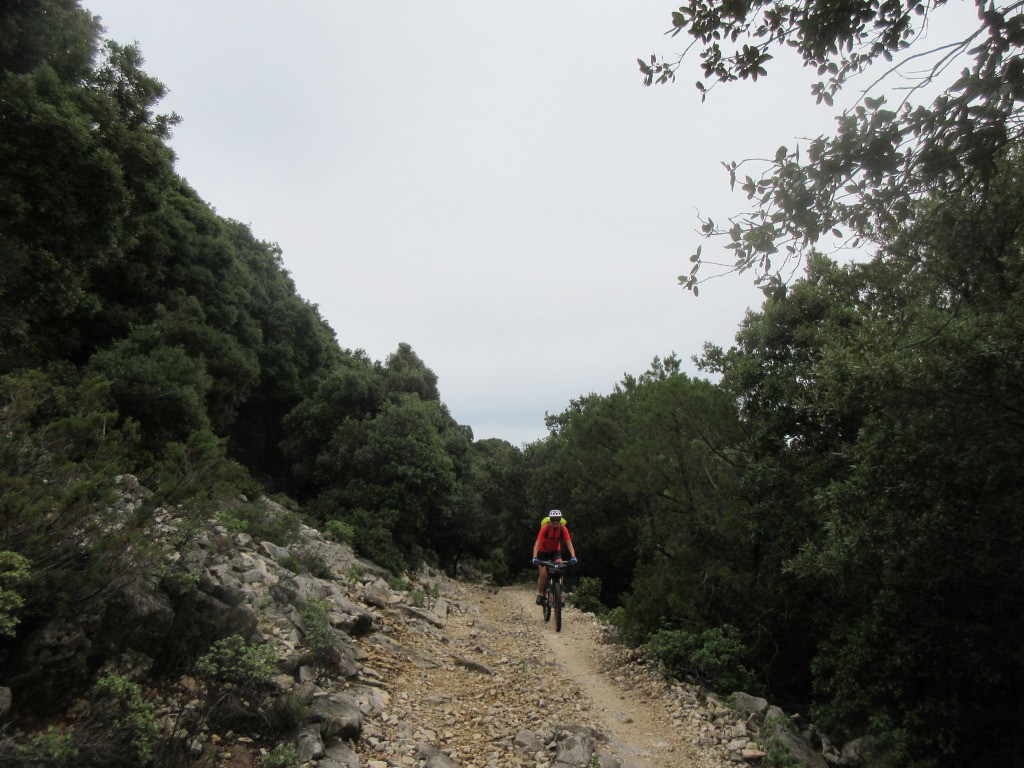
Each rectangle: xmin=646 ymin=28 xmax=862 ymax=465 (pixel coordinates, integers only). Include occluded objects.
xmin=293 ymin=545 xmax=333 ymax=580
xmin=325 ymin=519 xmax=355 ymax=544
xmin=299 ymin=597 xmax=340 ymax=683
xmin=93 ymin=673 xmax=160 ymax=763
xmin=9 ymin=726 xmax=78 ymax=763
xmin=345 ymin=563 xmax=364 ymax=586
xmin=643 ymin=624 xmax=755 ymax=692
xmin=261 ymin=742 xmax=299 ymax=768
xmin=572 ymin=576 xmax=606 ymax=615
xmin=0 ymin=551 xmax=30 ymax=637
xmin=218 ymin=498 xmax=302 ymax=546
xmin=196 ymin=634 xmax=277 ymax=690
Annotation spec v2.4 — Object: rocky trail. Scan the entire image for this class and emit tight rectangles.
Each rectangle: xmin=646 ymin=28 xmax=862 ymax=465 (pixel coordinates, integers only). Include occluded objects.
xmin=352 ymin=578 xmax=750 ymax=768
xmin=7 ymin=492 xmax=836 ymax=768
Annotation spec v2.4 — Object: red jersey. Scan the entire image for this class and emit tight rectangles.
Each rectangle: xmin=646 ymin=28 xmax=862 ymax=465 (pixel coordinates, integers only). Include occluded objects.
xmin=536 ymin=521 xmax=571 ymax=554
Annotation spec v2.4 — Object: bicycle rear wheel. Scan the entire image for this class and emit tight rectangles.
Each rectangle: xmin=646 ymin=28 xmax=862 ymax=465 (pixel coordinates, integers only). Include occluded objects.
xmin=553 ymin=581 xmax=562 ymax=632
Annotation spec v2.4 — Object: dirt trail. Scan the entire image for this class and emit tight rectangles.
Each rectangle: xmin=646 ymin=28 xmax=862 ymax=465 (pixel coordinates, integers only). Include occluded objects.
xmin=361 ymin=580 xmax=735 ymax=768
xmin=504 ymin=586 xmax=717 ymax=767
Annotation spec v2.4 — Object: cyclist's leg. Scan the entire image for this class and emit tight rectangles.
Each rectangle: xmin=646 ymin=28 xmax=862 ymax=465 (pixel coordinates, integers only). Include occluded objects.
xmin=536 ymin=563 xmax=548 ymax=604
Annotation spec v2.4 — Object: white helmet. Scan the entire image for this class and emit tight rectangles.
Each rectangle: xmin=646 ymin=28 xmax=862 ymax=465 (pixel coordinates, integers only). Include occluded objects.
xmin=548 ymin=509 xmax=562 ymax=519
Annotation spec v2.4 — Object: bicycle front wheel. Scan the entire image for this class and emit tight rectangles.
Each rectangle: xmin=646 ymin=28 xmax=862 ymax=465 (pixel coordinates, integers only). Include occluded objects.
xmin=543 ymin=590 xmax=551 ymax=622
xmin=553 ymin=581 xmax=562 ymax=632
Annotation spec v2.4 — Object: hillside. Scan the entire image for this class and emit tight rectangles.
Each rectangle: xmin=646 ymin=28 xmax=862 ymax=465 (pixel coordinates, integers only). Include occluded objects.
xmin=0 ymin=491 xmax=842 ymax=768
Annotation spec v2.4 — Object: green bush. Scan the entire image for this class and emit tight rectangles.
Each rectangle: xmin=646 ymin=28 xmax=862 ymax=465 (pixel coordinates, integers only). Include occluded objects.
xmin=325 ymin=519 xmax=355 ymax=544
xmin=293 ymin=545 xmax=333 ymax=580
xmin=572 ymin=576 xmax=606 ymax=615
xmin=196 ymin=634 xmax=277 ymax=690
xmin=643 ymin=624 xmax=755 ymax=692
xmin=261 ymin=742 xmax=299 ymax=768
xmin=11 ymin=726 xmax=78 ymax=763
xmin=93 ymin=674 xmax=160 ymax=763
xmin=218 ymin=498 xmax=302 ymax=546
xmin=299 ymin=597 xmax=340 ymax=683
xmin=0 ymin=551 xmax=30 ymax=637
xmin=346 ymin=563 xmax=365 ymax=585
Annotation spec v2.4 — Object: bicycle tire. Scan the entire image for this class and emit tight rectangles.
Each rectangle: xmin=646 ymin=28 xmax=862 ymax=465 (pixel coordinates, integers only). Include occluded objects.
xmin=543 ymin=591 xmax=551 ymax=622
xmin=553 ymin=580 xmax=562 ymax=632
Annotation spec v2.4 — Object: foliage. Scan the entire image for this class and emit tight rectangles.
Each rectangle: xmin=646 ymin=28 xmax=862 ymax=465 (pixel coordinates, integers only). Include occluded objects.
xmin=292 ymin=545 xmax=333 ymax=580
xmin=325 ymin=518 xmax=356 ymax=544
xmin=701 ymin=153 xmax=1024 ymax=764
xmin=534 ymin=356 xmax=749 ymax=626
xmin=92 ymin=673 xmax=160 ymax=764
xmin=643 ymin=624 xmax=755 ymax=692
xmin=298 ymin=597 xmax=341 ymax=683
xmin=261 ymin=742 xmax=299 ymax=768
xmin=9 ymin=726 xmax=79 ymax=764
xmin=642 ymin=0 xmax=1024 ymax=295
xmin=346 ymin=563 xmax=365 ymax=585
xmin=195 ymin=634 xmax=277 ymax=690
xmin=218 ymin=498 xmax=302 ymax=547
xmin=0 ymin=551 xmax=30 ymax=637
xmin=0 ymin=369 xmax=150 ymax=615
xmin=571 ymin=576 xmax=606 ymax=616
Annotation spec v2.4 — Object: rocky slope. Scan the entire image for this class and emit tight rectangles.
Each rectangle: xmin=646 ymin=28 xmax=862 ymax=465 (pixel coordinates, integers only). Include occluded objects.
xmin=0 ymin=493 xmax=857 ymax=767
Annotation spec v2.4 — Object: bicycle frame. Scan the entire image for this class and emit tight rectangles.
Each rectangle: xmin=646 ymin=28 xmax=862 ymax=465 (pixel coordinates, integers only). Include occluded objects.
xmin=538 ymin=560 xmax=571 ymax=632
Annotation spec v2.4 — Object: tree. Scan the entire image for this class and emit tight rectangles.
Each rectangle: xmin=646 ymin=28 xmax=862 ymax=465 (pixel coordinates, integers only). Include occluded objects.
xmin=340 ymin=394 xmax=458 ymax=572
xmin=1 ymin=3 xmax=177 ymax=371
xmin=530 ymin=357 xmax=749 ymax=638
xmin=377 ymin=342 xmax=441 ymax=403
xmin=700 ymin=150 xmax=1024 ymax=764
xmin=642 ymin=0 xmax=1024 ymax=293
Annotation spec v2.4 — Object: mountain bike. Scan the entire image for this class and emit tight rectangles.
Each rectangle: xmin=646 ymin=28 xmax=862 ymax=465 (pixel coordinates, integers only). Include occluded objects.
xmin=538 ymin=560 xmax=572 ymax=632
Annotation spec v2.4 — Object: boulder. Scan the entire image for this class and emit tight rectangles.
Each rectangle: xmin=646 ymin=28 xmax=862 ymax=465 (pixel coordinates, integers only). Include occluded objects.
xmin=764 ymin=707 xmax=828 ymax=768
xmin=414 ymin=742 xmax=459 ymax=768
xmin=553 ymin=730 xmax=598 ymax=767
xmin=156 ymin=590 xmax=258 ymax=671
xmin=98 ymin=578 xmax=176 ymax=657
xmin=513 ymin=729 xmax=544 ymax=755
xmin=307 ymin=693 xmax=363 ymax=740
xmin=363 ymin=579 xmax=392 ymax=608
xmin=296 ymin=724 xmax=325 ymax=761
xmin=321 ymin=741 xmax=362 ymax=768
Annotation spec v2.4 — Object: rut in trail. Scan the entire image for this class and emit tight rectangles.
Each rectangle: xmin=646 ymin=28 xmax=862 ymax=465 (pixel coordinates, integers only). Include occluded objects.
xmin=353 ymin=577 xmax=743 ymax=768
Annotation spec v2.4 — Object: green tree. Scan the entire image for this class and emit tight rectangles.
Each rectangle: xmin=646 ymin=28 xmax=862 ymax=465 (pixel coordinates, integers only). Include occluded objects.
xmin=377 ymin=342 xmax=442 ymax=402
xmin=531 ymin=357 xmax=748 ymax=637
xmin=642 ymin=0 xmax=1024 ymax=293
xmin=344 ymin=394 xmax=457 ymax=570
xmin=0 ymin=370 xmax=141 ymax=616
xmin=702 ymin=152 xmax=1024 ymax=764
xmin=0 ymin=4 xmax=177 ymax=371
xmin=461 ymin=438 xmax=528 ymax=581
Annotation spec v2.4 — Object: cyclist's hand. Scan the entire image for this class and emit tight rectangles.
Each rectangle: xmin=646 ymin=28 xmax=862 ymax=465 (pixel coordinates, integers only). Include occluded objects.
xmin=570 ymin=557 xmax=577 ymax=564
xmin=532 ymin=557 xmax=540 ymax=566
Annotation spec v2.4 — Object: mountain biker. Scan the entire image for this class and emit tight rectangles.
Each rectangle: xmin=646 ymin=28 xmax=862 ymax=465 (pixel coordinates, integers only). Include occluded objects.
xmin=532 ymin=509 xmax=577 ymax=605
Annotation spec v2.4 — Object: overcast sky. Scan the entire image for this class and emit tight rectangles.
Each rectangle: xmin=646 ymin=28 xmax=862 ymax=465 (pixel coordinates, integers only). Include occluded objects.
xmin=82 ymin=1 xmax=974 ymax=446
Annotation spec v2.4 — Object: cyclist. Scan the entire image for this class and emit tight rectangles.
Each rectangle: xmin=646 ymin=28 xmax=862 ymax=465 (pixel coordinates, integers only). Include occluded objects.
xmin=532 ymin=509 xmax=577 ymax=605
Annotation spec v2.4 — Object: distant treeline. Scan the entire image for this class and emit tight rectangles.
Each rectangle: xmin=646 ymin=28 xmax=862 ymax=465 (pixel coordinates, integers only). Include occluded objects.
xmin=2 ymin=3 xmax=1023 ymax=767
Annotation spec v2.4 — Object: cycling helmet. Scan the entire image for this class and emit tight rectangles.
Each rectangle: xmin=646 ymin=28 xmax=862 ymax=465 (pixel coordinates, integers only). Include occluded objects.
xmin=548 ymin=509 xmax=562 ymax=519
